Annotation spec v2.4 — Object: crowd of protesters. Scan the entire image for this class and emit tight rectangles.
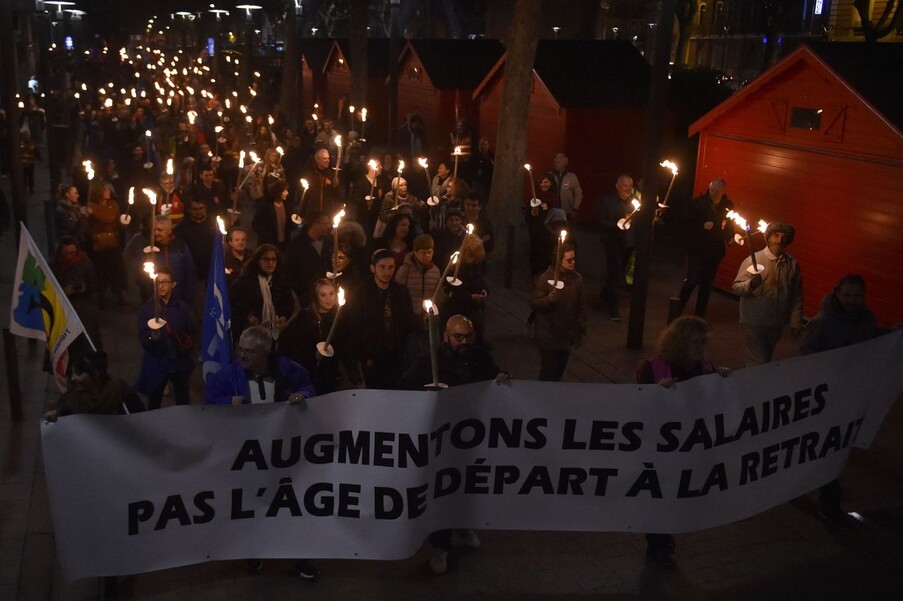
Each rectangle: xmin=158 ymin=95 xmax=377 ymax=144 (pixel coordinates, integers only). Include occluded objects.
xmin=15 ymin=39 xmax=891 ymax=587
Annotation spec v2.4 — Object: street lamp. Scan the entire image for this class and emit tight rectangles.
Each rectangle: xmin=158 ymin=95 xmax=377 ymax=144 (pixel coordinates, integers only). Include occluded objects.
xmin=236 ymin=4 xmax=262 ymax=21
xmin=45 ymin=1 xmax=75 ymax=19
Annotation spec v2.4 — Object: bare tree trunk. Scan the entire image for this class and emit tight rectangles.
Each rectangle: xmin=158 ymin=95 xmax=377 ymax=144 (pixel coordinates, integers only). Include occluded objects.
xmin=854 ymin=0 xmax=903 ymax=43
xmin=627 ymin=0 xmax=677 ymax=350
xmin=487 ymin=0 xmax=542 ymax=286
xmin=279 ymin=3 xmax=301 ymax=132
xmin=349 ymin=0 xmax=368 ymax=108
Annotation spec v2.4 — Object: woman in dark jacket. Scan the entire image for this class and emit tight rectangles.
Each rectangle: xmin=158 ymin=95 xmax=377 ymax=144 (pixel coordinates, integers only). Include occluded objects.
xmin=230 ymin=244 xmax=298 ymax=342
xmin=251 ymin=180 xmax=295 ymax=252
xmin=279 ymin=278 xmax=353 ymax=394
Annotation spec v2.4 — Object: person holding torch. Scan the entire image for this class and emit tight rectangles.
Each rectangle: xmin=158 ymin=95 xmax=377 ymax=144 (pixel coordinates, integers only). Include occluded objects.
xmin=731 ymin=222 xmax=803 ymax=366
xmin=135 ymin=266 xmax=195 ymax=410
xmin=530 ymin=242 xmax=586 ymax=381
xmin=676 ymin=178 xmax=735 ymax=318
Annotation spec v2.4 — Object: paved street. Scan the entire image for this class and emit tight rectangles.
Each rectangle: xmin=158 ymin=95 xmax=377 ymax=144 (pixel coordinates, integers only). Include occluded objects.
xmin=2 ymin=165 xmax=903 ymax=600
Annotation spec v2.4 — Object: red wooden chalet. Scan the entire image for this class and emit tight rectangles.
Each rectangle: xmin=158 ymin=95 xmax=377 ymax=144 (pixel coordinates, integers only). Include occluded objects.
xmin=322 ymin=39 xmax=390 ymax=143
xmin=395 ymin=39 xmax=504 ymax=158
xmin=300 ymin=38 xmax=334 ymax=119
xmin=689 ymin=43 xmax=903 ymax=325
xmin=472 ymin=40 xmax=653 ymax=221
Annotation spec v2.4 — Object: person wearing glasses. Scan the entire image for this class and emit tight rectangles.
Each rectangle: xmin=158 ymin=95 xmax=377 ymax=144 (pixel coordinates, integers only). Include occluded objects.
xmin=135 ymin=266 xmax=196 ymax=409
xmin=530 ymin=242 xmax=586 ymax=381
xmin=230 ymin=244 xmax=298 ymax=342
xmin=401 ymin=314 xmax=509 ymax=575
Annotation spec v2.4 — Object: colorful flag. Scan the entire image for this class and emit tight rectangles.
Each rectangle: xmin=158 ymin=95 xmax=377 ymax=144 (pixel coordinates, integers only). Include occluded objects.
xmin=9 ymin=224 xmax=88 ymax=389
xmin=201 ymin=232 xmax=232 ymax=384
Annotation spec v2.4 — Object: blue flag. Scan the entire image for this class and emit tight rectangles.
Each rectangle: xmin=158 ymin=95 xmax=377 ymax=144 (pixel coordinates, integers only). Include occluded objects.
xmin=201 ymin=232 xmax=232 ymax=385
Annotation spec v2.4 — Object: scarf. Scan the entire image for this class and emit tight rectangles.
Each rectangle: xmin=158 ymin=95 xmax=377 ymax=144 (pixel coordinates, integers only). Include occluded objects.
xmin=258 ymin=274 xmax=277 ymax=338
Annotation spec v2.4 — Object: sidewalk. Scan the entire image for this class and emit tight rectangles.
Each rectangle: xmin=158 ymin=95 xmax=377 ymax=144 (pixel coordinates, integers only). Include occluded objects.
xmin=2 ymin=164 xmax=903 ymax=600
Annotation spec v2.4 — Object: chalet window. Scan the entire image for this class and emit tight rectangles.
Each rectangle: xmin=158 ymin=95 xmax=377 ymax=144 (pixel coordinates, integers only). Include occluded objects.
xmin=790 ymin=107 xmax=822 ymax=131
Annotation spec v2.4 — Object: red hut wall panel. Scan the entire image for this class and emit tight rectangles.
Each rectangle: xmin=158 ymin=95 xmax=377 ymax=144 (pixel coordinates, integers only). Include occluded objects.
xmin=707 ymin=61 xmax=903 ymax=161
xmin=700 ymin=133 xmax=902 ymax=325
xmin=564 ymin=108 xmax=660 ymax=221
xmin=397 ymin=52 xmax=442 ymax=154
xmin=323 ymin=61 xmax=351 ymax=122
xmin=363 ymin=79 xmax=388 ymax=144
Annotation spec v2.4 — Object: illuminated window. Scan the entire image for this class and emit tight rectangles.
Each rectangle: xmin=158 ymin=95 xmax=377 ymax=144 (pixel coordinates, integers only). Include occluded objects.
xmin=790 ymin=107 xmax=822 ymax=131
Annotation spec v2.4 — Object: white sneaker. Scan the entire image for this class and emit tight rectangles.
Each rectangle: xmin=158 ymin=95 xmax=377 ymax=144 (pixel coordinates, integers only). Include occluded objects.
xmin=455 ymin=529 xmax=481 ymax=549
xmin=429 ymin=548 xmax=448 ymax=575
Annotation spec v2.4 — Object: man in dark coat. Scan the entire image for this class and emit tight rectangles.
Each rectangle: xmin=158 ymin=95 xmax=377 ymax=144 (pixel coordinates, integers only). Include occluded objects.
xmin=284 ymin=211 xmax=333 ymax=300
xmin=300 ymin=148 xmax=342 ymax=223
xmin=595 ymin=174 xmax=635 ymax=321
xmin=675 ymin=178 xmax=735 ymax=317
xmin=401 ymin=314 xmax=508 ymax=574
xmin=349 ymin=249 xmax=418 ymax=390
xmin=174 ymin=196 xmax=215 ymax=282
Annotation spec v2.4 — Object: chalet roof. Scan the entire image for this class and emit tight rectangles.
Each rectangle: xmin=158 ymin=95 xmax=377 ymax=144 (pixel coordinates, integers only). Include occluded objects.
xmin=689 ymin=44 xmax=903 ymax=137
xmin=533 ymin=40 xmax=650 ymax=108
xmin=403 ymin=39 xmax=505 ymax=89
xmin=300 ymin=38 xmax=335 ymax=73
xmin=806 ymin=42 xmax=903 ymax=133
xmin=333 ymin=39 xmax=391 ymax=77
xmin=473 ymin=40 xmax=650 ymax=108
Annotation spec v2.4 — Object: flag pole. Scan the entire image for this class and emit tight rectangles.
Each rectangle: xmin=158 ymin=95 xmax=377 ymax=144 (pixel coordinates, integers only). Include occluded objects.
xmin=19 ymin=224 xmax=98 ymax=352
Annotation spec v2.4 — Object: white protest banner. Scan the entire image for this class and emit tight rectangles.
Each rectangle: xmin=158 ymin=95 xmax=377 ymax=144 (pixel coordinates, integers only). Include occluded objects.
xmin=43 ymin=332 xmax=902 ymax=582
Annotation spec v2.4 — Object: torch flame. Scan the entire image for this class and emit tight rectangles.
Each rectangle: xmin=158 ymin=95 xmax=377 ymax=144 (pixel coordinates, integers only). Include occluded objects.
xmin=166 ymin=158 xmax=173 ymax=175
xmin=214 ymin=125 xmax=224 ymax=133
xmin=334 ymin=134 xmax=342 ymax=148
xmin=422 ymin=298 xmax=433 ymax=314
xmin=397 ymin=159 xmax=405 ymax=174
xmin=466 ymin=223 xmax=475 ymax=235
xmin=142 ymin=261 xmax=157 ymax=279
xmin=758 ymin=220 xmax=768 ymax=234
xmin=249 ymin=151 xmax=259 ymax=163
xmin=128 ymin=187 xmax=135 ymax=205
xmin=451 ymin=251 xmax=460 ymax=264
xmin=560 ymin=229 xmax=568 ymax=243
xmin=360 ymin=108 xmax=367 ymax=121
xmin=454 ymin=146 xmax=462 ymax=156
xmin=726 ymin=210 xmax=748 ymax=230
xmin=187 ymin=110 xmax=196 ymax=124
xmin=300 ymin=178 xmax=309 ymax=190
xmin=337 ymin=287 xmax=346 ymax=307
xmin=216 ymin=216 xmax=227 ymax=235
xmin=418 ymin=157 xmax=428 ymax=169
xmin=333 ymin=209 xmax=345 ymax=229
xmin=239 ymin=150 xmax=246 ymax=169
xmin=145 ymin=129 xmax=152 ymax=138
xmin=349 ymin=105 xmax=355 ymax=114
xmin=631 ymin=199 xmax=641 ymax=211
xmin=524 ymin=163 xmax=532 ymax=171
xmin=143 ymin=188 xmax=157 ymax=205
xmin=367 ymin=159 xmax=378 ymax=171
xmin=82 ymin=160 xmax=95 ymax=180
xmin=268 ymin=115 xmax=274 ymax=126
xmin=660 ymin=160 xmax=679 ymax=176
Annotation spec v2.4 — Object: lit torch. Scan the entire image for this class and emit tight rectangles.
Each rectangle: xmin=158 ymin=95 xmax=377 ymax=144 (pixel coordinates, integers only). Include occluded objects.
xmin=292 ymin=179 xmax=310 ymax=225
xmin=143 ymin=261 xmax=166 ymax=330
xmin=618 ymin=198 xmax=642 ymax=230
xmin=419 ymin=157 xmax=438 ymax=206
xmin=726 ymin=210 xmax=765 ymax=274
xmin=327 ymin=207 xmax=346 ymax=279
xmin=316 ymin=287 xmax=346 ymax=358
xmin=548 ymin=229 xmax=568 ymax=289
xmin=525 ymin=163 xmax=540 ymax=207
xmin=422 ymin=298 xmax=446 ymax=390
xmin=120 ymin=187 xmax=135 ymax=225
xmin=142 ymin=188 xmax=160 ymax=253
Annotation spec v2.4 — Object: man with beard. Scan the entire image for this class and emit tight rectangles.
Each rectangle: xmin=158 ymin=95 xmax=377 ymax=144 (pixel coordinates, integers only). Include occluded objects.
xmin=401 ymin=314 xmax=509 ymax=574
